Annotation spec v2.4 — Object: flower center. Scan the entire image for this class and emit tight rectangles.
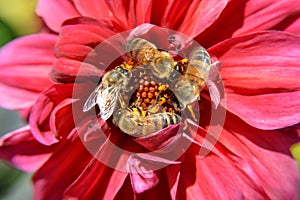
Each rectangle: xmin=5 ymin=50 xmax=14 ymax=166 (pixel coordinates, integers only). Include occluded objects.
xmin=122 ymin=65 xmax=182 ymax=116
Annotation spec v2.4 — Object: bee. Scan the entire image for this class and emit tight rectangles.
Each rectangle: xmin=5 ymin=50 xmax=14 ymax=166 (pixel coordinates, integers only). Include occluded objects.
xmin=113 ymin=108 xmax=181 ymax=137
xmin=125 ymin=38 xmax=177 ymax=79
xmin=83 ymin=65 xmax=132 ymax=120
xmin=174 ymin=46 xmax=222 ymax=108
xmin=126 ymin=38 xmax=221 ymax=111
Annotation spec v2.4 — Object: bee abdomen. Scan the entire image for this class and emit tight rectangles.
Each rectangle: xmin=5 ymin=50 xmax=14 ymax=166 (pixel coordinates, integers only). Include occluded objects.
xmin=125 ymin=38 xmax=157 ymax=64
xmin=189 ymin=47 xmax=211 ymax=68
xmin=186 ymin=47 xmax=211 ymax=85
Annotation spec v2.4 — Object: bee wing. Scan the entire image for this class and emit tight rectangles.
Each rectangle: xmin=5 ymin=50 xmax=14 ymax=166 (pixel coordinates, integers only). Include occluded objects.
xmin=98 ymin=86 xmax=120 ymax=121
xmin=208 ymin=61 xmax=222 ymax=82
xmin=83 ymin=84 xmax=103 ymax=112
xmin=207 ymin=80 xmax=221 ymax=109
xmin=206 ymin=61 xmax=223 ymax=109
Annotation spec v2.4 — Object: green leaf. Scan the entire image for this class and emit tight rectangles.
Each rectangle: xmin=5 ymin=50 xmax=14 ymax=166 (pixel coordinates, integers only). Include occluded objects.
xmin=0 ymin=19 xmax=16 ymax=46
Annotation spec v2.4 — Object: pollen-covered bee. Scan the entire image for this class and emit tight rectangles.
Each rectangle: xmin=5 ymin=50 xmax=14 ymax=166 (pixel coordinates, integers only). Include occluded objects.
xmin=125 ymin=38 xmax=177 ymax=79
xmin=83 ymin=64 xmax=132 ymax=120
xmin=174 ymin=46 xmax=222 ymax=108
xmin=113 ymin=107 xmax=181 ymax=137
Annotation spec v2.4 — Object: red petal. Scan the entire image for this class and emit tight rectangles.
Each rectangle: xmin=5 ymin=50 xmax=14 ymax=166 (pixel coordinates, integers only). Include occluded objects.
xmin=177 ymin=0 xmax=228 ymax=38
xmin=164 ymin=164 xmax=181 ymax=200
xmin=177 ymin=145 xmax=243 ymax=200
xmin=279 ymin=14 xmax=300 ymax=36
xmin=210 ymin=31 xmax=300 ymax=129
xmin=0 ymin=34 xmax=56 ymax=110
xmin=104 ymin=0 xmax=153 ymax=29
xmin=64 ymin=158 xmax=128 ymax=199
xmin=36 ymin=0 xmax=80 ymax=32
xmin=51 ymin=57 xmax=102 ymax=83
xmin=107 ymin=0 xmax=136 ymax=29
xmin=134 ymin=123 xmax=183 ymax=152
xmin=233 ymin=0 xmax=300 ymax=36
xmin=151 ymin=0 xmax=228 ymax=38
xmin=52 ymin=17 xmax=121 ymax=83
xmin=197 ymin=0 xmax=300 ymax=47
xmin=179 ymin=106 xmax=298 ymax=199
xmin=216 ymin=112 xmax=299 ymax=199
xmin=29 ymin=84 xmax=74 ymax=145
xmin=0 ymin=126 xmax=56 ymax=172
xmin=73 ymin=0 xmax=111 ymax=21
xmin=33 ymin=133 xmax=93 ymax=200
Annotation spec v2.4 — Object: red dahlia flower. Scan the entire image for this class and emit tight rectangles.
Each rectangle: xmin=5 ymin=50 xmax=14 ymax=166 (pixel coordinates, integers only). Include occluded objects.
xmin=1 ymin=0 xmax=300 ymax=199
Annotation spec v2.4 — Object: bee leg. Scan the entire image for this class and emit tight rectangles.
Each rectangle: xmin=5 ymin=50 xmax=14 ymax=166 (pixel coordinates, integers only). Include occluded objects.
xmin=148 ymin=94 xmax=163 ymax=114
xmin=118 ymin=94 xmax=128 ymax=109
xmin=187 ymin=105 xmax=198 ymax=122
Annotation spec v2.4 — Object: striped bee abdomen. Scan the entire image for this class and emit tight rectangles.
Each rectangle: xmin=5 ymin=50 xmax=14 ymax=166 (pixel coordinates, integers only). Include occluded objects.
xmin=186 ymin=46 xmax=211 ymax=87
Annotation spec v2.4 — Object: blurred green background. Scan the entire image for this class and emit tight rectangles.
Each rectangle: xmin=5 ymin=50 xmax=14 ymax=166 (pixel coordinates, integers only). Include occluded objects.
xmin=0 ymin=0 xmax=41 ymax=199
xmin=0 ymin=0 xmax=299 ymax=199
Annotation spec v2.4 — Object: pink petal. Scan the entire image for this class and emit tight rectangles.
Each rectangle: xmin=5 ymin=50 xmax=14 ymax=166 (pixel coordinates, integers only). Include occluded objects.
xmin=33 ymin=132 xmax=93 ymax=200
xmin=0 ymin=33 xmax=57 ymax=110
xmin=0 ymin=83 xmax=38 ymax=110
xmin=0 ymin=126 xmax=56 ymax=172
xmin=127 ymin=154 xmax=180 ymax=194
xmin=210 ymin=31 xmax=300 ymax=129
xmin=36 ymin=0 xmax=80 ymax=32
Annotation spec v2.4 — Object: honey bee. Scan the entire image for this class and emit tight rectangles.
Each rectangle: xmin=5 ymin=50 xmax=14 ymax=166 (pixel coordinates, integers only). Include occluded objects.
xmin=83 ymin=65 xmax=132 ymax=120
xmin=125 ymin=38 xmax=177 ymax=79
xmin=174 ymin=46 xmax=222 ymax=108
xmin=113 ymin=108 xmax=181 ymax=136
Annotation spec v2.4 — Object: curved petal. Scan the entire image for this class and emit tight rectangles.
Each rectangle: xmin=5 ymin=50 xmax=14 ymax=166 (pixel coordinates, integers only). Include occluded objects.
xmin=0 ymin=33 xmax=57 ymax=110
xmin=29 ymin=84 xmax=74 ymax=145
xmin=210 ymin=31 xmax=300 ymax=129
xmin=127 ymin=154 xmax=180 ymax=194
xmin=0 ymin=125 xmax=56 ymax=172
xmin=197 ymin=0 xmax=300 ymax=47
xmin=36 ymin=0 xmax=80 ymax=32
xmin=33 ymin=132 xmax=93 ymax=200
xmin=52 ymin=17 xmax=120 ymax=83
